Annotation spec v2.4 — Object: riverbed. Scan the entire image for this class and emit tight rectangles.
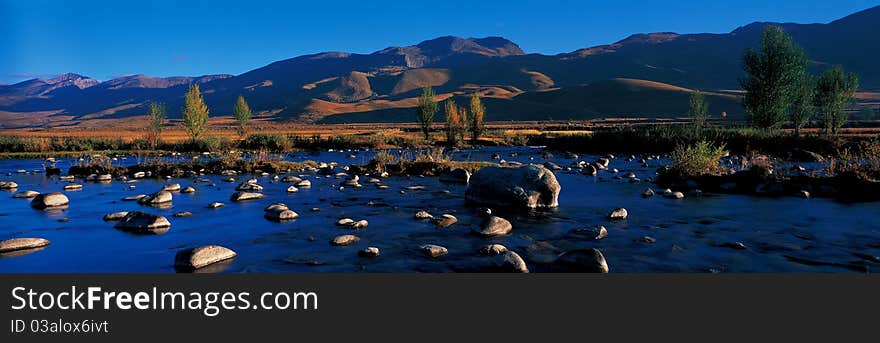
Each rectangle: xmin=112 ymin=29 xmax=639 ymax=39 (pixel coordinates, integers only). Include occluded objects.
xmin=1 ymin=147 xmax=878 ymax=273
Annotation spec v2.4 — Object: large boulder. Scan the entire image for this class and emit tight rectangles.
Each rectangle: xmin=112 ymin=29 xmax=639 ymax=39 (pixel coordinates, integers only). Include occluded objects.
xmin=30 ymin=192 xmax=69 ymax=209
xmin=174 ymin=245 xmax=237 ymax=271
xmin=114 ymin=211 xmax=171 ymax=234
xmin=465 ymin=164 xmax=560 ymax=208
xmin=138 ymin=191 xmax=173 ymax=205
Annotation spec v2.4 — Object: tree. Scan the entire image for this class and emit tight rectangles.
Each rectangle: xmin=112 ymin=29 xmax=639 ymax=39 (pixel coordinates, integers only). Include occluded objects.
xmin=181 ymin=84 xmax=209 ymax=141
xmin=444 ymin=99 xmax=464 ymax=147
xmin=233 ymin=95 xmax=252 ymax=139
xmin=789 ymin=75 xmax=814 ymax=136
xmin=469 ymin=93 xmax=485 ymax=143
xmin=814 ymin=65 xmax=859 ymax=135
xmin=740 ymin=26 xmax=808 ymax=130
xmin=416 ymin=86 xmax=438 ymax=140
xmin=688 ymin=90 xmax=709 ymax=134
xmin=146 ymin=102 xmax=166 ymax=148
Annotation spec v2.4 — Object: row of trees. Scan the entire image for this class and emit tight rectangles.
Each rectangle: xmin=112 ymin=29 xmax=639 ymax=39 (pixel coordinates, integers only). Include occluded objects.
xmin=739 ymin=26 xmax=859 ymax=135
xmin=416 ymin=86 xmax=485 ymax=146
xmin=145 ymin=84 xmax=253 ymax=147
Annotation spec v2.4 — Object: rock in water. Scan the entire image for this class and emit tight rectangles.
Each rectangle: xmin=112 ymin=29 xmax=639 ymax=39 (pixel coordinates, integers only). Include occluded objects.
xmin=162 ymin=183 xmax=181 ymax=192
xmin=330 ymin=235 xmax=360 ymax=246
xmin=138 ymin=191 xmax=173 ymax=205
xmin=479 ymin=244 xmax=508 ymax=256
xmin=358 ymin=247 xmax=380 ymax=257
xmin=414 ymin=211 xmax=434 ymax=220
xmin=174 ymin=245 xmax=237 ymax=271
xmin=63 ymin=184 xmax=83 ymax=191
xmin=0 ymin=238 xmax=50 ymax=253
xmin=114 ymin=211 xmax=171 ymax=234
xmin=337 ymin=218 xmax=354 ymax=226
xmin=439 ymin=168 xmax=471 ymax=184
xmin=642 ymin=188 xmax=655 ymax=197
xmin=30 ymin=192 xmax=69 ymax=209
xmin=282 ymin=176 xmax=302 ymax=183
xmin=230 ymin=191 xmax=265 ymax=201
xmin=556 ymin=248 xmax=609 ymax=273
xmin=265 ymin=208 xmax=299 ymax=221
xmin=286 ymin=186 xmax=299 ymax=193
xmin=607 ymin=208 xmax=628 ymax=220
xmin=472 ymin=216 xmax=512 ymax=237
xmin=465 ymin=164 xmax=560 ymax=208
xmin=570 ymin=225 xmax=607 ymax=240
xmin=102 ymin=211 xmax=129 ymax=221
xmin=420 ymin=244 xmax=448 ymax=258
xmin=236 ymin=181 xmax=263 ymax=191
xmin=494 ymin=251 xmax=529 ymax=273
xmin=433 ymin=214 xmax=458 ymax=228
xmin=173 ymin=211 xmax=193 ymax=217
xmin=181 ymin=186 xmax=196 ymax=193
xmin=295 ymin=180 xmax=312 ymax=188
xmin=207 ymin=202 xmax=225 ymax=208
xmin=12 ymin=190 xmax=39 ymax=198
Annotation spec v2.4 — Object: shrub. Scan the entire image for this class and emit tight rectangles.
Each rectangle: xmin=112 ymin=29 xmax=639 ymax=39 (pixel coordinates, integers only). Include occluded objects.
xmin=241 ymin=134 xmax=291 ymax=151
xmin=671 ymin=141 xmax=727 ymax=176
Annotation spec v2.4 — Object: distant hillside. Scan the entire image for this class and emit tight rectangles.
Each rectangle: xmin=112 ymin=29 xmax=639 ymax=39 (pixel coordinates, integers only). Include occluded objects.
xmin=1 ymin=5 xmax=879 ymax=128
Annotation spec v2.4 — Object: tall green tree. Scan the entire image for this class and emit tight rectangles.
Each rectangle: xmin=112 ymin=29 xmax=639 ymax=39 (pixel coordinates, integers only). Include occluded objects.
xmin=181 ymin=84 xmax=209 ymax=141
xmin=416 ymin=86 xmax=438 ymax=140
xmin=233 ymin=95 xmax=252 ymax=139
xmin=469 ymin=93 xmax=485 ymax=143
xmin=814 ymin=65 xmax=859 ymax=135
xmin=146 ymin=102 xmax=166 ymax=148
xmin=789 ymin=75 xmax=815 ymax=136
xmin=740 ymin=26 xmax=808 ymax=130
xmin=688 ymin=90 xmax=709 ymax=134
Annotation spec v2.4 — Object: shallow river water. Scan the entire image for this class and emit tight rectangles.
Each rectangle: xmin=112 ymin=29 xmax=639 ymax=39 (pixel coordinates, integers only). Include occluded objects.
xmin=1 ymin=147 xmax=878 ymax=273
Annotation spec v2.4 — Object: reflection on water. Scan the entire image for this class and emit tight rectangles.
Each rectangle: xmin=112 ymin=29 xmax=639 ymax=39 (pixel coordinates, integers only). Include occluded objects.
xmin=0 ymin=147 xmax=878 ymax=273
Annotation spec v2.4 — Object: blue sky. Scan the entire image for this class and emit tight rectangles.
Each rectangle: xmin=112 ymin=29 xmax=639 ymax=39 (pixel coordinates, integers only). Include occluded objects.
xmin=1 ymin=0 xmax=878 ymax=84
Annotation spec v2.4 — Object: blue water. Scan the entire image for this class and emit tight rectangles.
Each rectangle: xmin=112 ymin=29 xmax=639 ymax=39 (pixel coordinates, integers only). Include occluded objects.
xmin=0 ymin=147 xmax=878 ymax=273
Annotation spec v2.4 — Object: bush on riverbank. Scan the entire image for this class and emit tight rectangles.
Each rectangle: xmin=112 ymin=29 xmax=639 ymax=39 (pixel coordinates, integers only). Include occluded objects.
xmin=671 ymin=141 xmax=727 ymax=177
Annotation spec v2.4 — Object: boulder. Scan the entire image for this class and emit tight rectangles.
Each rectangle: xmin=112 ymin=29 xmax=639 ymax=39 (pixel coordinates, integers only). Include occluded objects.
xmin=173 ymin=211 xmax=193 ymax=217
xmin=439 ymin=168 xmax=471 ymax=184
xmin=337 ymin=218 xmax=354 ymax=226
xmin=642 ymin=188 xmax=655 ymax=197
xmin=556 ymin=248 xmax=609 ymax=273
xmin=0 ymin=238 xmax=50 ymax=253
xmin=420 ymin=244 xmax=448 ymax=258
xmin=123 ymin=194 xmax=146 ymax=201
xmin=347 ymin=220 xmax=369 ymax=230
xmin=465 ymin=164 xmax=561 ymax=208
xmin=570 ymin=225 xmax=607 ymax=240
xmin=286 ymin=186 xmax=299 ymax=193
xmin=472 ymin=216 xmax=512 ymax=237
xmin=174 ymin=245 xmax=237 ymax=271
xmin=162 ymin=183 xmax=181 ymax=192
xmin=0 ymin=181 xmax=19 ymax=189
xmin=230 ymin=191 xmax=265 ymax=201
xmin=63 ymin=184 xmax=83 ymax=191
xmin=207 ymin=202 xmax=225 ymax=208
xmin=236 ymin=181 xmax=263 ymax=191
xmin=30 ymin=192 xmax=69 ymax=209
xmin=296 ymin=180 xmax=312 ymax=188
xmin=138 ymin=191 xmax=172 ymax=205
xmin=414 ymin=211 xmax=433 ymax=220
xmin=281 ymin=176 xmax=302 ymax=183
xmin=114 ymin=211 xmax=171 ymax=233
xmin=12 ymin=190 xmax=39 ymax=198
xmin=543 ymin=162 xmax=562 ymax=170
xmin=181 ymin=186 xmax=196 ymax=193
xmin=493 ymin=251 xmax=529 ymax=273
xmin=102 ymin=211 xmax=129 ymax=221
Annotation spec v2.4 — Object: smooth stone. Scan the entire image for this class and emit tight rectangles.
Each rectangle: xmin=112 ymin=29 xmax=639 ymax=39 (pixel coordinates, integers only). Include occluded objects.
xmin=433 ymin=214 xmax=458 ymax=228
xmin=286 ymin=186 xmax=299 ymax=193
xmin=799 ymin=190 xmax=811 ymax=199
xmin=139 ymin=191 xmax=172 ymax=205
xmin=30 ymin=192 xmax=69 ymax=209
xmin=230 ymin=191 xmax=265 ymax=201
xmin=265 ymin=208 xmax=299 ymax=221
xmin=0 ymin=238 xmax=50 ymax=253
xmin=181 ymin=186 xmax=196 ymax=193
xmin=358 ymin=247 xmax=380 ymax=257
xmin=642 ymin=188 xmax=655 ymax=197
xmin=607 ymin=208 xmax=628 ymax=220
xmin=162 ymin=183 xmax=181 ymax=192
xmin=330 ymin=234 xmax=360 ymax=246
xmin=102 ymin=211 xmax=129 ymax=221
xmin=571 ymin=225 xmax=607 ymax=240
xmin=173 ymin=211 xmax=193 ymax=217
xmin=236 ymin=182 xmax=263 ymax=191
xmin=337 ymin=218 xmax=355 ymax=226
xmin=665 ymin=191 xmax=685 ymax=199
xmin=479 ymin=244 xmax=508 ymax=256
xmin=556 ymin=248 xmax=609 ymax=273
xmin=347 ymin=220 xmax=368 ymax=230
xmin=282 ymin=176 xmax=302 ymax=183
xmin=414 ymin=210 xmax=434 ymax=220
xmin=264 ymin=203 xmax=289 ymax=212
xmin=63 ymin=184 xmax=83 ymax=190
xmin=12 ymin=190 xmax=39 ymax=198
xmin=123 ymin=194 xmax=146 ymax=201
xmin=174 ymin=245 xmax=237 ymax=271
xmin=473 ymin=216 xmax=512 ymax=237
xmin=295 ymin=180 xmax=312 ymax=188
xmin=420 ymin=244 xmax=448 ymax=258
xmin=641 ymin=236 xmax=657 ymax=243
xmin=207 ymin=202 xmax=225 ymax=208
xmin=439 ymin=168 xmax=471 ymax=184
xmin=114 ymin=211 xmax=171 ymax=233
xmin=494 ymin=251 xmax=529 ymax=273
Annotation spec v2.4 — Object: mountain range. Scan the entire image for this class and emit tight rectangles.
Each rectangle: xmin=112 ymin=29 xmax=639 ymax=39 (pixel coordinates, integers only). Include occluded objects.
xmin=2 ymin=5 xmax=879 ymax=128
